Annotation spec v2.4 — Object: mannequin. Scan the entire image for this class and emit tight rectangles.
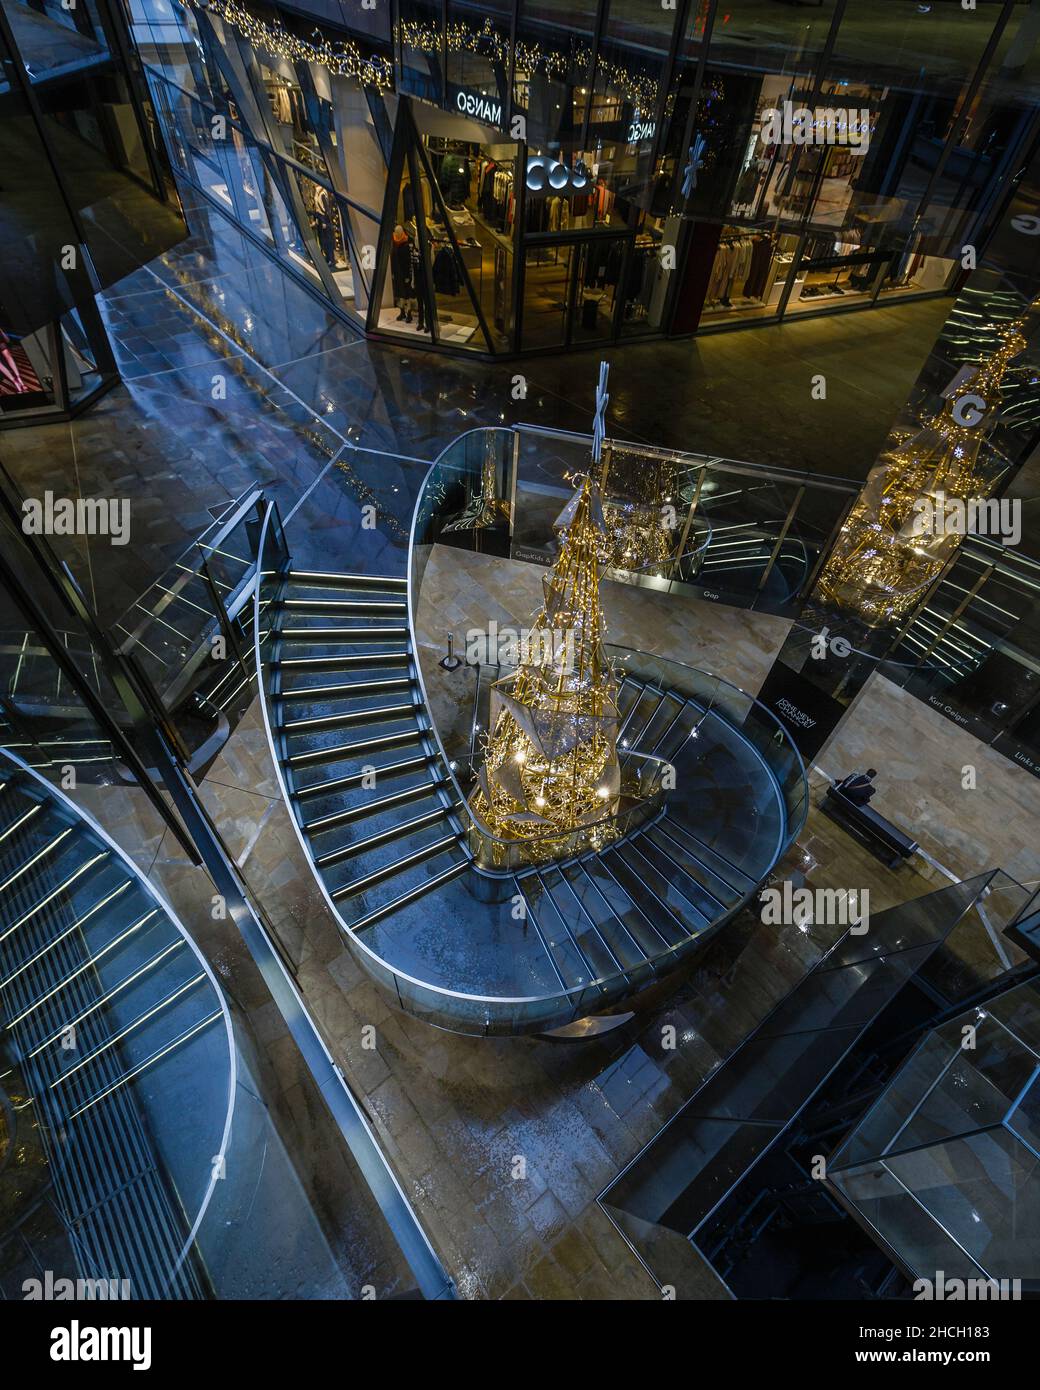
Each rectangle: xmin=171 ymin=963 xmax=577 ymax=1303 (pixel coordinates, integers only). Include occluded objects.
xmin=390 ymin=224 xmax=415 ymax=323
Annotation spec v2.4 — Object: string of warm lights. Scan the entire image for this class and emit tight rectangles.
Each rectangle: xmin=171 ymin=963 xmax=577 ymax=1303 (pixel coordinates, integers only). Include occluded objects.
xmin=398 ymin=17 xmax=659 ymax=112
xmin=188 ymin=0 xmax=660 ymax=116
xmin=185 ymin=0 xmax=394 ymax=90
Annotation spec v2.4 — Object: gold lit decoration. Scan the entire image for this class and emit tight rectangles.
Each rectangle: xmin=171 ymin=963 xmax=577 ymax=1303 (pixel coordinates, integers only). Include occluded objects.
xmin=469 ymin=474 xmax=623 ymax=851
xmin=398 ymin=19 xmax=660 ymax=114
xmin=817 ymin=311 xmax=1032 ymax=626
xmin=601 ymin=443 xmax=682 ymax=575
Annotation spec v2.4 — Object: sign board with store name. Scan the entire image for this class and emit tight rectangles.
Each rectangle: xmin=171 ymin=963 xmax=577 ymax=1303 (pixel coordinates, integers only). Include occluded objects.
xmin=448 ymin=85 xmax=503 ymax=128
xmin=756 ymin=661 xmax=847 ymax=760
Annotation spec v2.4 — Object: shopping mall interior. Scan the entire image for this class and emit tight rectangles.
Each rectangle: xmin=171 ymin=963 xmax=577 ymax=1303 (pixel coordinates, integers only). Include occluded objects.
xmin=2 ymin=0 xmax=1040 ymax=1316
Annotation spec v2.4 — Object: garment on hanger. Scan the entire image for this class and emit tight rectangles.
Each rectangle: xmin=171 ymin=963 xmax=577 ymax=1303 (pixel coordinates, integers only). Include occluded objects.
xmin=433 ymin=245 xmax=464 ymax=296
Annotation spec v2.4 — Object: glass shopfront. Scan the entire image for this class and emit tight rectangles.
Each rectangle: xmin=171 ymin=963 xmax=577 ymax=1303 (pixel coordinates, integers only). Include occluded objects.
xmin=131 ymin=0 xmax=1040 ymax=358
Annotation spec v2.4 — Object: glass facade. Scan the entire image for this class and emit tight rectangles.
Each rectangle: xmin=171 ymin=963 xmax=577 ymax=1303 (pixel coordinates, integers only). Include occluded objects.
xmin=829 ymin=978 xmax=1040 ymax=1289
xmin=0 ymin=0 xmax=183 ymax=422
xmin=130 ymin=0 xmax=1040 ymax=357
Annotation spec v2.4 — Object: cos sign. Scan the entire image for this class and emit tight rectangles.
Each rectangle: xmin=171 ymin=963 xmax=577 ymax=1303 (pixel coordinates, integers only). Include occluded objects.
xmin=525 ymin=155 xmax=591 ymax=196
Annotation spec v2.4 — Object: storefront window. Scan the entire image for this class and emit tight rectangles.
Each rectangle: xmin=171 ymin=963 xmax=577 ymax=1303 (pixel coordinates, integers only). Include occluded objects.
xmin=785 ymin=232 xmax=889 ymax=317
xmin=618 ymin=216 xmax=679 ymax=338
xmin=514 ymin=0 xmax=598 ymax=153
xmin=423 ymin=130 xmax=516 ymax=350
xmin=521 ymin=243 xmax=573 ymax=350
xmin=446 ymin=0 xmax=512 ymax=128
xmin=700 ymin=225 xmax=795 ymax=326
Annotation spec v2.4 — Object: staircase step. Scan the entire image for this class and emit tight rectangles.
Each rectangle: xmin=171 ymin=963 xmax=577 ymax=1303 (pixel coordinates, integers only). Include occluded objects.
xmin=333 ymin=833 xmax=461 ymax=902
xmin=516 ymin=874 xmax=599 ymax=990
xmin=275 ymin=652 xmax=411 ymax=678
xmin=280 ymin=626 xmax=409 ymax=642
xmin=619 ymin=685 xmax=664 ymax=745
xmin=635 ymin=693 xmax=686 ymax=752
xmin=350 ymin=859 xmax=468 ymax=935
xmin=0 ymin=848 xmax=112 ymax=945
xmin=574 ymin=854 xmax=675 ymax=961
xmin=304 ymin=777 xmax=446 ymax=835
xmin=316 ymin=804 xmax=459 ymax=868
xmin=286 ymin=727 xmax=425 ymax=769
xmin=293 ymin=752 xmax=434 ymax=801
xmin=278 ymin=676 xmax=413 ymax=700
xmin=653 ymin=817 xmax=757 ymax=895
xmin=560 ymin=860 xmax=648 ymax=975
xmin=629 ymin=828 xmax=731 ymax=919
xmin=612 ymin=838 xmax=714 ymax=938
xmin=280 ymin=598 xmax=407 ymax=619
xmin=651 ymin=709 xmax=703 ymax=762
xmin=596 ymin=848 xmax=690 ymax=948
xmin=279 ymin=700 xmax=417 ymax=735
xmin=615 ymin=677 xmax=642 ymax=723
xmin=539 ymin=865 xmax=621 ymax=984
xmin=288 ymin=570 xmax=407 ymax=592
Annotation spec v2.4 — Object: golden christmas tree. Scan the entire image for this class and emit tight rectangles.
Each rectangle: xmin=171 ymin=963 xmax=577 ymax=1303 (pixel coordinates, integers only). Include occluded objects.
xmin=469 ymin=471 xmax=622 ymax=849
xmin=818 ymin=312 xmax=1029 ymax=626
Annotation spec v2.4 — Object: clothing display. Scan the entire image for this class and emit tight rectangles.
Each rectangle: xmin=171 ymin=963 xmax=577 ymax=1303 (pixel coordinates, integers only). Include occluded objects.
xmin=433 ymin=245 xmax=464 ymax=296
xmin=438 ymin=153 xmax=471 ymax=205
xmin=390 ymin=232 xmax=414 ymax=301
xmin=475 ymin=161 xmax=514 ymax=233
xmin=705 ymin=232 xmax=774 ymax=308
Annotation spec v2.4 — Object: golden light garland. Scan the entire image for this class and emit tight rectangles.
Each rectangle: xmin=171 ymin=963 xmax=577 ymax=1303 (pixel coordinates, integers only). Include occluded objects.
xmin=186 ymin=0 xmax=394 ymax=89
xmin=397 ymin=17 xmax=660 ymax=113
xmin=187 ymin=0 xmax=659 ymax=119
xmin=469 ymin=473 xmax=624 ymax=856
xmin=818 ymin=311 xmax=1032 ymax=626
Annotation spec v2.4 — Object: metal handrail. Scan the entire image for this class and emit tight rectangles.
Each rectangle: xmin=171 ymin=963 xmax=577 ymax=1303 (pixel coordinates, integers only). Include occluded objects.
xmin=516 ymin=422 xmax=862 ymax=494
xmin=112 ymin=484 xmax=264 ymax=657
xmin=255 ymin=498 xmax=712 ymax=1013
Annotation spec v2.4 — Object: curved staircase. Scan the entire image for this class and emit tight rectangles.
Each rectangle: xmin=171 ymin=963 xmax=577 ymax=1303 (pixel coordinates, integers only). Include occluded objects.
xmin=0 ymin=751 xmax=232 ymax=1296
xmin=259 ymin=549 xmax=797 ymax=1034
xmin=267 ymin=571 xmax=468 ymax=934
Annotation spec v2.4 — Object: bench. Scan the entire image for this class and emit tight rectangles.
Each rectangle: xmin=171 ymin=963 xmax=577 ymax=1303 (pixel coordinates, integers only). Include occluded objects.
xmin=821 ymin=784 xmax=919 ymax=869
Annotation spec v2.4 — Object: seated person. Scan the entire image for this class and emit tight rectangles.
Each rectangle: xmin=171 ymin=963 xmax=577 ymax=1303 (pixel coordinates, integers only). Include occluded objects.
xmin=836 ymin=768 xmax=877 ymax=807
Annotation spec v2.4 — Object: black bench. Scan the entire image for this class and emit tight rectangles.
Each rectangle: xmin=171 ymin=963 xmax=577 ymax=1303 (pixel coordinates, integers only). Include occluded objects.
xmin=821 ymin=785 xmax=919 ymax=869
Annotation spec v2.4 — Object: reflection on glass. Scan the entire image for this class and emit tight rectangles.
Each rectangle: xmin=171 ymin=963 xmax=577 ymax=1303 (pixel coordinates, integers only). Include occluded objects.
xmin=398 ymin=0 xmax=444 ymax=107
xmin=6 ymin=0 xmax=109 ymax=83
xmin=521 ymin=243 xmax=572 ymax=350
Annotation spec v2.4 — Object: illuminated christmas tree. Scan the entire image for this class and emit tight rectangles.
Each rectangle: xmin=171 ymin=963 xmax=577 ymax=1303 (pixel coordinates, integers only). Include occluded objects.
xmin=470 ymin=472 xmax=622 ymax=848
xmin=818 ymin=312 xmax=1030 ymax=626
